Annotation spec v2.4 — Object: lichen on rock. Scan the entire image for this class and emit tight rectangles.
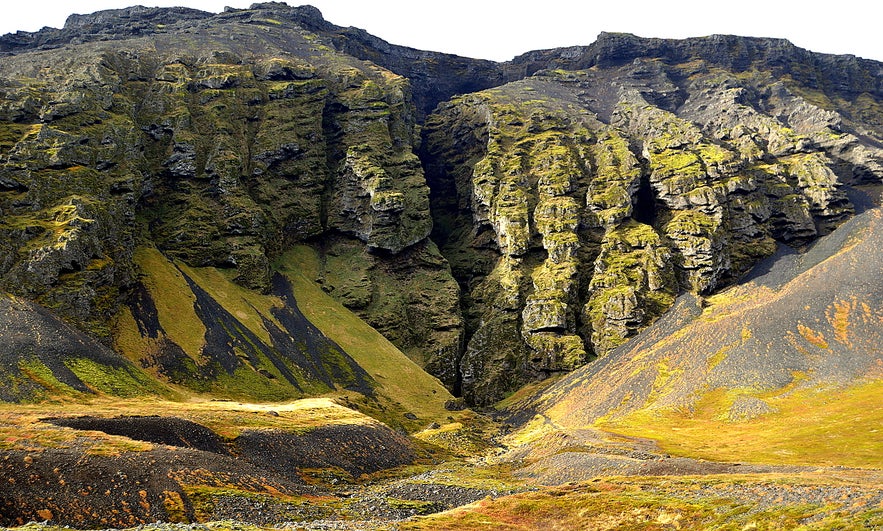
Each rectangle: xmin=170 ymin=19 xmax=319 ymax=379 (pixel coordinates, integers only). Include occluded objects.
xmin=421 ymin=50 xmax=883 ymax=403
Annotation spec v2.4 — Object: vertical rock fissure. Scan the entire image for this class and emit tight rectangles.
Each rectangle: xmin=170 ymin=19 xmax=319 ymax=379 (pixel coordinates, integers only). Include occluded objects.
xmin=632 ymin=171 xmax=657 ymax=225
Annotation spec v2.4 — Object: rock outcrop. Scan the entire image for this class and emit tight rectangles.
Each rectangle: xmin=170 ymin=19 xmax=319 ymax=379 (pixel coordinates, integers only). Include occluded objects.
xmin=0 ymin=4 xmax=463 ymax=390
xmin=520 ymin=190 xmax=883 ymax=427
xmin=423 ymin=44 xmax=883 ymax=404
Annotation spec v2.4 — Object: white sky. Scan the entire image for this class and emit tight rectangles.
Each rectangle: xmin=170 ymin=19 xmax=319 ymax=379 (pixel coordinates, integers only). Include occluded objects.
xmin=2 ymin=1 xmax=881 ymax=63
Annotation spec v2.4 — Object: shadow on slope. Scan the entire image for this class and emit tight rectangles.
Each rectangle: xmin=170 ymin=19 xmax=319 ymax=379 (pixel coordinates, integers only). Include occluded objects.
xmin=117 ymin=247 xmax=373 ymax=401
xmin=0 ymin=293 xmax=169 ymax=402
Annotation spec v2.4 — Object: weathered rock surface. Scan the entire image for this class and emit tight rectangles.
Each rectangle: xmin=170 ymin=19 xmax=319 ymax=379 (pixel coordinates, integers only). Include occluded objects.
xmin=0 ymin=3 xmax=463 ymax=393
xmin=423 ymin=42 xmax=883 ymax=404
xmin=520 ymin=192 xmax=883 ymax=426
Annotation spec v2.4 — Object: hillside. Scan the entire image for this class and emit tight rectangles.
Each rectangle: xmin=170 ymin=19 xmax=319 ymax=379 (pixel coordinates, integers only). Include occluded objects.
xmin=0 ymin=2 xmax=881 ymax=529
xmin=502 ymin=189 xmax=883 ymax=472
xmin=0 ymin=3 xmax=462 ymax=412
xmin=1 ymin=0 xmax=881 ymax=406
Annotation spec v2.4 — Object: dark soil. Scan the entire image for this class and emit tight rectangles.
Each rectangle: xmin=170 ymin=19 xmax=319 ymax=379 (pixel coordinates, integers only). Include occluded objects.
xmin=1 ymin=413 xmax=418 ymax=528
xmin=0 ymin=296 xmax=149 ymax=401
xmin=45 ymin=416 xmax=231 ymax=455
xmin=0 ymin=445 xmax=307 ymax=528
xmin=235 ymin=422 xmax=416 ymax=478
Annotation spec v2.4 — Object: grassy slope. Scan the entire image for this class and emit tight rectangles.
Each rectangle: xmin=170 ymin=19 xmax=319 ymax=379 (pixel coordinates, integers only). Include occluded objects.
xmin=598 ymin=378 xmax=883 ymax=469
xmin=275 ymin=246 xmax=454 ymax=425
xmin=114 ymin=247 xmax=207 ymax=363
xmin=403 ymin=474 xmax=883 ymax=530
xmin=114 ymin=245 xmax=456 ymax=429
xmin=116 ymin=247 xmax=319 ymax=401
xmin=511 ymin=206 xmax=883 ymax=471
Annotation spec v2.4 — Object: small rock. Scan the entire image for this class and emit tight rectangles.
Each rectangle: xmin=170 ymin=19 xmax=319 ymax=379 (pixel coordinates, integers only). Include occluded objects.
xmin=444 ymin=398 xmax=466 ymax=411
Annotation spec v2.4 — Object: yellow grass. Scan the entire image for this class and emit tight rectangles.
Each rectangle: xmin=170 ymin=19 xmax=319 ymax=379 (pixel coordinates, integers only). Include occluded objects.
xmin=274 ymin=246 xmax=456 ymax=426
xmin=598 ymin=379 xmax=883 ymax=469
xmin=132 ymin=246 xmax=206 ymax=360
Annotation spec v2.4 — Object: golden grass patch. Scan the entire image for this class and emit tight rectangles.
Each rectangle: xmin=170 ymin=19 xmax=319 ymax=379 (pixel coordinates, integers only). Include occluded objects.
xmin=598 ymin=379 xmax=883 ymax=469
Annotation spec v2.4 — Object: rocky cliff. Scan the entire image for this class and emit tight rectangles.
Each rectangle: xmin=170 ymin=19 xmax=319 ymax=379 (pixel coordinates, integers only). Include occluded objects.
xmin=423 ymin=36 xmax=883 ymax=403
xmin=1 ymin=3 xmax=882 ymax=406
xmin=0 ymin=2 xmax=462 ymax=403
xmin=518 ymin=192 xmax=883 ymax=428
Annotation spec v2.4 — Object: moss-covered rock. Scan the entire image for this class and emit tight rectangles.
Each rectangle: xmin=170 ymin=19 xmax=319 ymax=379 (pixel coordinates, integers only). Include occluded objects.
xmin=421 ymin=53 xmax=882 ymax=403
xmin=2 ymin=6 xmax=883 ymax=408
xmin=0 ymin=6 xmax=469 ymax=402
xmin=0 ymin=10 xmax=445 ymax=338
xmin=308 ymin=235 xmax=463 ymax=390
xmin=585 ymin=220 xmax=677 ymax=355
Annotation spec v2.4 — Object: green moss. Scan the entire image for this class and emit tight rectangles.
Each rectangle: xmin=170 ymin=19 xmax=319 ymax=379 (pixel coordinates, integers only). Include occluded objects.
xmin=65 ymin=358 xmax=169 ymax=398
xmin=14 ymin=358 xmax=78 ymax=401
xmin=276 ymin=246 xmax=455 ymax=429
xmin=386 ymin=497 xmax=441 ymax=516
xmin=211 ymin=362 xmax=306 ymax=402
xmin=585 ymin=220 xmax=677 ymax=355
xmin=697 ymin=142 xmax=735 ymax=166
xmin=728 ymin=236 xmax=778 ymax=274
xmin=664 ymin=209 xmax=717 ymax=235
xmin=0 ymin=123 xmax=30 ymax=153
xmin=524 ymin=333 xmax=587 ymax=370
xmin=134 ymin=247 xmax=206 ymax=360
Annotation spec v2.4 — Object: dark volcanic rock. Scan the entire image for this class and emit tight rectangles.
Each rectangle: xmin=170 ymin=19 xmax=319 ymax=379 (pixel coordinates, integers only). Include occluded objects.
xmin=235 ymin=422 xmax=416 ymax=478
xmin=0 ymin=293 xmax=160 ymax=401
xmin=0 ymin=445 xmax=307 ymax=528
xmin=46 ymin=415 xmax=231 ymax=455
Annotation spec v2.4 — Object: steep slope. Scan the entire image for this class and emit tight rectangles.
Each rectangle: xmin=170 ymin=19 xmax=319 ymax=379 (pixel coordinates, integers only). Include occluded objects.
xmin=0 ymin=4 xmax=882 ymax=530
xmin=422 ymin=36 xmax=883 ymax=404
xmin=0 ymin=291 xmax=169 ymax=402
xmin=507 ymin=189 xmax=883 ymax=468
xmin=115 ymin=246 xmax=374 ymax=401
xmin=0 ymin=3 xmax=509 ymax=121
xmin=2 ymin=3 xmax=883 ymax=409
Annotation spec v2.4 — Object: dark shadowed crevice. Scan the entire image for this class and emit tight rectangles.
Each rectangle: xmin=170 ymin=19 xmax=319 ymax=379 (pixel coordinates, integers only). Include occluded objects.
xmin=632 ymin=172 xmax=657 ymax=225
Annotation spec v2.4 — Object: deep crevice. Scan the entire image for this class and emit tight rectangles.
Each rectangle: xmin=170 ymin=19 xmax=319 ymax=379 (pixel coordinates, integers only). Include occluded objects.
xmin=632 ymin=172 xmax=657 ymax=225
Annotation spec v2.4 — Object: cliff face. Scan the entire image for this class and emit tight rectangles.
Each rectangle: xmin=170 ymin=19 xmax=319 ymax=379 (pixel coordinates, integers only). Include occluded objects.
xmin=0 ymin=3 xmax=463 ymax=398
xmin=1 ymin=4 xmax=882 ymax=405
xmin=521 ymin=195 xmax=883 ymax=428
xmin=422 ymin=36 xmax=883 ymax=404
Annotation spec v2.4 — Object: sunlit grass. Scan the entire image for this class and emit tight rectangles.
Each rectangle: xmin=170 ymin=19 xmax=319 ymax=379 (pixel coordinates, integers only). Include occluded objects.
xmin=403 ymin=474 xmax=883 ymax=530
xmin=275 ymin=246 xmax=455 ymax=427
xmin=0 ymin=396 xmax=378 ymax=448
xmin=598 ymin=379 xmax=883 ymax=469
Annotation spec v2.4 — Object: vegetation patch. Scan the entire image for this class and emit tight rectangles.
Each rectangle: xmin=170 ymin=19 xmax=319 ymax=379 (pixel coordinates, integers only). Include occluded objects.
xmin=598 ymin=379 xmax=883 ymax=468
xmin=275 ymin=246 xmax=455 ymax=429
xmin=402 ymin=475 xmax=883 ymax=530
